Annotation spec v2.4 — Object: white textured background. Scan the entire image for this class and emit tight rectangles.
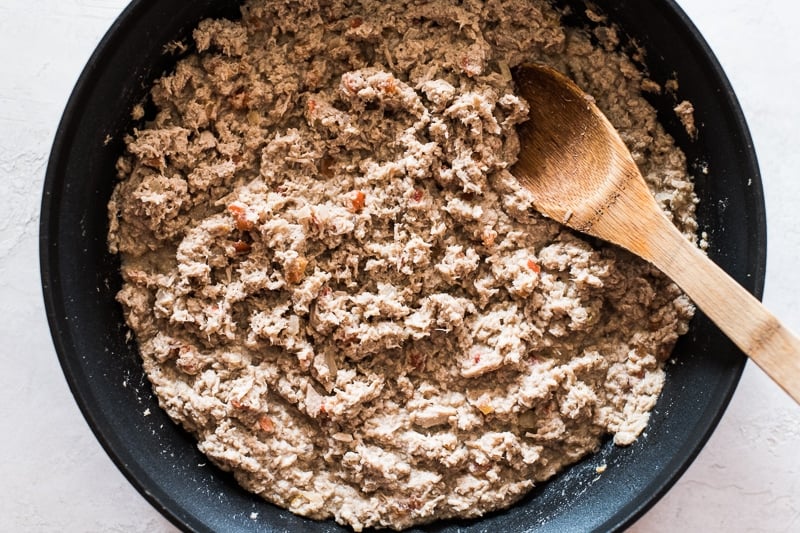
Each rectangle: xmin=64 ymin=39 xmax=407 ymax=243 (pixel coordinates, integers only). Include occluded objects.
xmin=1 ymin=1 xmax=798 ymax=531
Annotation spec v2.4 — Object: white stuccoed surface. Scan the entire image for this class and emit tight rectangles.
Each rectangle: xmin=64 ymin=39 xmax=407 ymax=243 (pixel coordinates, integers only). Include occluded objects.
xmin=1 ymin=0 xmax=797 ymax=531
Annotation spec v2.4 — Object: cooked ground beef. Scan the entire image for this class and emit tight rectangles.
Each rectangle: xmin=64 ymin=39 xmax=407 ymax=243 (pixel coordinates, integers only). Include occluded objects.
xmin=108 ymin=0 xmax=696 ymax=530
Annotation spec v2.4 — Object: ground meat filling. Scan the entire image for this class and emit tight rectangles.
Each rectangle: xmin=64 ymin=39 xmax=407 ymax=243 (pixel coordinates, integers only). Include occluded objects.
xmin=108 ymin=1 xmax=696 ymax=530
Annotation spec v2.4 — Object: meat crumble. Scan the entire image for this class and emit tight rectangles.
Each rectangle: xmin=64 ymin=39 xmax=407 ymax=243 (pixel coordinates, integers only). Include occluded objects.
xmin=108 ymin=0 xmax=697 ymax=530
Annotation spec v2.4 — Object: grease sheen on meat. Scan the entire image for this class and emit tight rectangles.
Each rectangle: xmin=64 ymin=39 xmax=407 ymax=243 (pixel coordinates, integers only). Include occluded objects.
xmin=108 ymin=0 xmax=697 ymax=530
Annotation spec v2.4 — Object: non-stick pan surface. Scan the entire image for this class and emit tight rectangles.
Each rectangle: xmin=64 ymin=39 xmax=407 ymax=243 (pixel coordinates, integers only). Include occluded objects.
xmin=40 ymin=1 xmax=765 ymax=531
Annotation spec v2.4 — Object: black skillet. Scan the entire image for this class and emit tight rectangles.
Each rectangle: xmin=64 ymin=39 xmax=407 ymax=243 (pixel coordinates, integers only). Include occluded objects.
xmin=40 ymin=1 xmax=765 ymax=531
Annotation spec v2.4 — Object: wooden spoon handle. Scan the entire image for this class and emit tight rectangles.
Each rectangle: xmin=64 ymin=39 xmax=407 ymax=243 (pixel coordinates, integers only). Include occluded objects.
xmin=646 ymin=217 xmax=800 ymax=403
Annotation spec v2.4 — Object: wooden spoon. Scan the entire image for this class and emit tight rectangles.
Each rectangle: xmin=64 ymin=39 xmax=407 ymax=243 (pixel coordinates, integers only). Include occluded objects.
xmin=512 ymin=63 xmax=800 ymax=404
